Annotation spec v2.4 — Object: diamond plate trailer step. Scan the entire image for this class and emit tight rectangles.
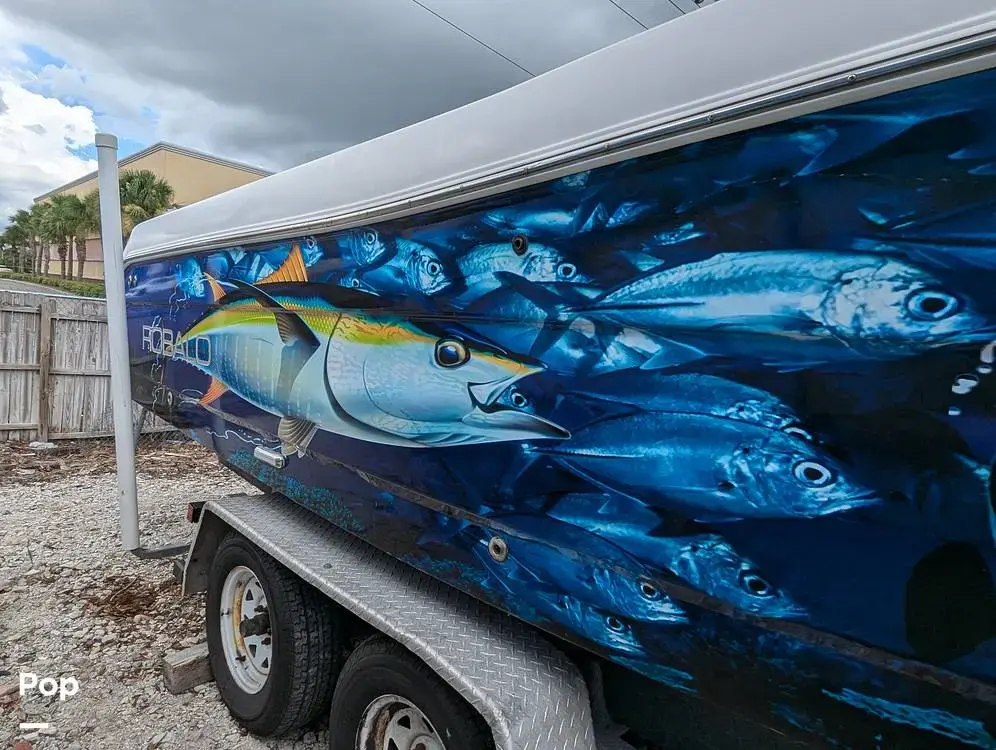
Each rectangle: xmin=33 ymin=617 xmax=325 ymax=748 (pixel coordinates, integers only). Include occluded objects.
xmin=182 ymin=493 xmax=632 ymax=750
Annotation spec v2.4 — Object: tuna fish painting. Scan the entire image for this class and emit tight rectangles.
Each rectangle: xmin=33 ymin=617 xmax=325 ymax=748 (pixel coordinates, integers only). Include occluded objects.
xmin=174 ymin=244 xmax=568 ymax=455
xmin=123 ymin=49 xmax=996 ymax=750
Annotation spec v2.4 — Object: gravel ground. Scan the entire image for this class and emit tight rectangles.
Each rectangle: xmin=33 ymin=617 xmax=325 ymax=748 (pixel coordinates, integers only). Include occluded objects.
xmin=0 ymin=440 xmax=328 ymax=750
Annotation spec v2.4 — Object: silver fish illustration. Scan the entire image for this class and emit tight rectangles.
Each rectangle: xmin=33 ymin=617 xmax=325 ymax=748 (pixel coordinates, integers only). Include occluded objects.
xmin=574 ymin=372 xmax=809 ymax=437
xmin=454 ymin=241 xmax=591 ymax=301
xmin=588 ymin=251 xmax=995 ymax=366
xmin=178 ymin=245 xmax=567 ymax=455
xmin=549 ymin=494 xmax=805 ymax=619
xmin=528 ymin=411 xmax=878 ymax=520
xmin=357 ymin=237 xmax=452 ymax=296
xmin=334 ymin=227 xmax=390 ymax=268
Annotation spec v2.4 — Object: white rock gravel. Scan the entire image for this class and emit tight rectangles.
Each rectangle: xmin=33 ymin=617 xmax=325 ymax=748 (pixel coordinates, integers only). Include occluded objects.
xmin=0 ymin=449 xmax=329 ymax=750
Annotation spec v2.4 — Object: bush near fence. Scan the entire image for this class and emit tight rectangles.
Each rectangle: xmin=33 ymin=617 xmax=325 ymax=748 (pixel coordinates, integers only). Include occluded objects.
xmin=0 ymin=272 xmax=106 ymax=299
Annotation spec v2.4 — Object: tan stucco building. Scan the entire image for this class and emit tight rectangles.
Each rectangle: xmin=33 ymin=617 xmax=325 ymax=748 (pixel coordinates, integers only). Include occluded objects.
xmin=35 ymin=142 xmax=271 ymax=279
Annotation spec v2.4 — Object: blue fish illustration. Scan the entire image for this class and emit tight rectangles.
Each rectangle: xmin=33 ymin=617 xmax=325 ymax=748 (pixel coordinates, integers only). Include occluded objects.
xmin=174 ymin=258 xmax=208 ymax=299
xmin=572 ymin=372 xmax=809 ymax=437
xmin=556 ymin=601 xmax=648 ymax=656
xmin=587 ymin=251 xmax=995 ymax=368
xmin=177 ymin=245 xmax=568 ymax=455
xmin=854 ymin=199 xmax=996 ymax=270
xmin=229 ymin=252 xmax=277 ymax=284
xmin=465 ymin=532 xmax=659 ymax=656
xmin=863 ymin=452 xmax=996 ymax=545
xmin=459 ymin=274 xmax=683 ymax=377
xmin=481 ymin=207 xmax=575 ymax=237
xmin=460 ymin=278 xmax=609 ymax=375
xmin=326 ymin=269 xmax=380 ymax=294
xmin=519 ymin=410 xmax=878 ymax=521
xmin=566 ymin=164 xmax=670 ymax=235
xmin=792 ymin=113 xmax=936 ymax=176
xmin=452 ymin=241 xmax=591 ymax=303
xmin=294 ymin=238 xmax=324 ymax=267
xmin=548 ymin=493 xmax=806 ymax=619
xmin=201 ymin=250 xmax=237 ymax=281
xmin=573 ymin=199 xmax=659 ymax=235
xmin=587 ymin=326 xmax=685 ymax=376
xmin=333 ymin=227 xmax=390 ymax=268
xmin=355 ymin=237 xmax=452 ymax=296
xmin=618 ymin=223 xmax=709 ymax=272
xmin=551 ymin=171 xmax=591 ymax=193
xmin=605 ymin=201 xmax=658 ymax=228
xmin=480 ymin=514 xmax=688 ymax=624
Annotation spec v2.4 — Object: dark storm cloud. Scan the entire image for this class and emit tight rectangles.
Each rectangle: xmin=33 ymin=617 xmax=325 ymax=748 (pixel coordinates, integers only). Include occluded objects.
xmin=0 ymin=0 xmax=681 ymax=169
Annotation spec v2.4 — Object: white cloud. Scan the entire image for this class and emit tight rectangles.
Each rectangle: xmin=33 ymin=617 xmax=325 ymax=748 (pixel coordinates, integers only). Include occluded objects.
xmin=0 ymin=12 xmax=98 ymax=225
xmin=0 ymin=6 xmax=295 ymax=180
xmin=0 ymin=71 xmax=97 ymax=223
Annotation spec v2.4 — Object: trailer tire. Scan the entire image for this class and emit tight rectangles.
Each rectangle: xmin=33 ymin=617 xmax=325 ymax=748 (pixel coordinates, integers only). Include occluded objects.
xmin=207 ymin=531 xmax=339 ymax=736
xmin=328 ymin=636 xmax=493 ymax=750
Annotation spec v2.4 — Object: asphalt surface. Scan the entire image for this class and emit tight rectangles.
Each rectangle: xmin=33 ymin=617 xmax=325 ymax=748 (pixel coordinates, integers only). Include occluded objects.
xmin=0 ymin=277 xmax=88 ymax=297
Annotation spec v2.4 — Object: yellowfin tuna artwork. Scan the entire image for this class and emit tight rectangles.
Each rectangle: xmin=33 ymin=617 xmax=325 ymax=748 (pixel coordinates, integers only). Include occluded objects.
xmin=177 ymin=244 xmax=570 ymax=456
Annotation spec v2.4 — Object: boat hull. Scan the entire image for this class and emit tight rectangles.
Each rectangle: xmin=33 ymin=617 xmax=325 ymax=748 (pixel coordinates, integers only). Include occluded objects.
xmin=126 ymin=65 xmax=996 ymax=747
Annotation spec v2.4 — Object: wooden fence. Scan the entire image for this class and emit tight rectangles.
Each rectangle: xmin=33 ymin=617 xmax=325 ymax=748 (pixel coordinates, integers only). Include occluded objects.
xmin=0 ymin=289 xmax=172 ymax=442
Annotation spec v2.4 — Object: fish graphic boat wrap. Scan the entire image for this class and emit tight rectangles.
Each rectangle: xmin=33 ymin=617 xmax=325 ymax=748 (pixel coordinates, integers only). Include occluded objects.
xmin=173 ymin=260 xmax=568 ymax=455
xmin=127 ymin=66 xmax=996 ymax=747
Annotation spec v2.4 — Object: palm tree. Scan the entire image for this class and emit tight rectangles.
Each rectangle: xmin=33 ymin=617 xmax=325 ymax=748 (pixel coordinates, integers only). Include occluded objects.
xmin=7 ymin=210 xmax=33 ymax=272
xmin=43 ymin=194 xmax=85 ymax=279
xmin=7 ymin=207 xmax=48 ymax=274
xmin=1 ymin=218 xmax=30 ymax=271
xmin=119 ymin=170 xmax=175 ymax=241
xmin=28 ymin=202 xmax=51 ymax=275
xmin=2 ymin=170 xmax=175 ymax=279
xmin=74 ymin=189 xmax=102 ymax=280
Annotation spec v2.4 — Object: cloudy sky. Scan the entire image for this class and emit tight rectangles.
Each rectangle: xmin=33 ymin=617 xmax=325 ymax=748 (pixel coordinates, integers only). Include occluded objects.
xmin=0 ymin=0 xmax=698 ymax=227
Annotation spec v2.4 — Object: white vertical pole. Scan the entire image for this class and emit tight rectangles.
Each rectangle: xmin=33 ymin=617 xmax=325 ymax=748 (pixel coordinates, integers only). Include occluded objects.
xmin=95 ymin=132 xmax=140 ymax=551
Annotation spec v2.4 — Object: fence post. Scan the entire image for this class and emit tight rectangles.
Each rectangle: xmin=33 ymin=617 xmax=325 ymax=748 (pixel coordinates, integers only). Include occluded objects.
xmin=37 ymin=298 xmax=54 ymax=442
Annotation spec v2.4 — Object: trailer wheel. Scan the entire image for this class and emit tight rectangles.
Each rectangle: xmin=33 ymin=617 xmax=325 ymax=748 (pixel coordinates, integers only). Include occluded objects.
xmin=329 ymin=636 xmax=492 ymax=750
xmin=207 ymin=531 xmax=338 ymax=736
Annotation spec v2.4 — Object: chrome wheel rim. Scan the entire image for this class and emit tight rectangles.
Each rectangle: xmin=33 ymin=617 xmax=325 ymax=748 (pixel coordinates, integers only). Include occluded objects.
xmin=219 ymin=565 xmax=272 ymax=694
xmin=357 ymin=694 xmax=446 ymax=750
